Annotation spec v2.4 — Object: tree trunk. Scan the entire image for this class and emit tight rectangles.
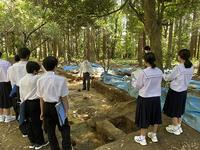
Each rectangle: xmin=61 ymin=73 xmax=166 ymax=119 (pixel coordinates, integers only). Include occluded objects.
xmin=144 ymin=0 xmax=163 ymax=69
xmin=137 ymin=31 xmax=145 ymax=67
xmin=166 ymin=20 xmax=173 ymax=68
xmin=190 ymin=11 xmax=198 ymax=58
xmin=177 ymin=17 xmax=183 ymax=51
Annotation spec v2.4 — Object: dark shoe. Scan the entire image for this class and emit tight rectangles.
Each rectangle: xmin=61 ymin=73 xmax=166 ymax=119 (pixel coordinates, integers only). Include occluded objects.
xmin=82 ymin=88 xmax=86 ymax=90
xmin=35 ymin=141 xmax=49 ymax=150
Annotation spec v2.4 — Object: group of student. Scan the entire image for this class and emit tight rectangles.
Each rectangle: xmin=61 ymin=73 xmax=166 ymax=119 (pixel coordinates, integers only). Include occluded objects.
xmin=0 ymin=46 xmax=194 ymax=148
xmin=132 ymin=47 xmax=193 ymax=146
xmin=0 ymin=48 xmax=73 ymax=150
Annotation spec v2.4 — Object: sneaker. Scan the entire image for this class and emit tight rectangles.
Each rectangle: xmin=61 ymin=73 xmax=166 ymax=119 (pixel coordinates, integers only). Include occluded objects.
xmin=147 ymin=132 xmax=158 ymax=142
xmin=4 ymin=115 xmax=16 ymax=123
xmin=134 ymin=136 xmax=147 ymax=146
xmin=168 ymin=124 xmax=183 ymax=134
xmin=166 ymin=125 xmax=181 ymax=135
xmin=35 ymin=141 xmax=49 ymax=150
xmin=29 ymin=143 xmax=36 ymax=149
xmin=0 ymin=115 xmax=5 ymax=122
xmin=179 ymin=126 xmax=183 ymax=133
xmin=22 ymin=134 xmax=28 ymax=138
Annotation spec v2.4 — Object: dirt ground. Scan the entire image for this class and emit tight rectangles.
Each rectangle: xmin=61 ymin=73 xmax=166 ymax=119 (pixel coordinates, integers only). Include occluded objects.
xmin=0 ymin=80 xmax=200 ymax=150
xmin=0 ymin=81 xmax=114 ymax=150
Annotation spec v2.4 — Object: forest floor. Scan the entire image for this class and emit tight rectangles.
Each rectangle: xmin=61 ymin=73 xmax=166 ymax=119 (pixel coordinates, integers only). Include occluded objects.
xmin=0 ymin=79 xmax=200 ymax=150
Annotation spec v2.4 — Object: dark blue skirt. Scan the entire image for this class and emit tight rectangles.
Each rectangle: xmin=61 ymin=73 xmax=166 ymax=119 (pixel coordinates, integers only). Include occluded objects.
xmin=163 ymin=88 xmax=187 ymax=118
xmin=135 ymin=96 xmax=162 ymax=128
xmin=0 ymin=82 xmax=12 ymax=108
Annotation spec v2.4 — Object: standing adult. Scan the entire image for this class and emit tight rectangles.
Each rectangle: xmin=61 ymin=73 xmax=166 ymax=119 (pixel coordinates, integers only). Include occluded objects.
xmin=79 ymin=60 xmax=94 ymax=91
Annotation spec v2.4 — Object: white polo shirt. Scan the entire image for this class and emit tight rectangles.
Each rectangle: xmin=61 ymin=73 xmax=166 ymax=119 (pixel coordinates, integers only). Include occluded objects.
xmin=0 ymin=59 xmax=11 ymax=82
xmin=132 ymin=67 xmax=163 ymax=98
xmin=18 ymin=74 xmax=41 ymax=102
xmin=37 ymin=71 xmax=69 ymax=103
xmin=79 ymin=60 xmax=94 ymax=76
xmin=7 ymin=61 xmax=27 ymax=86
xmin=163 ymin=63 xmax=193 ymax=92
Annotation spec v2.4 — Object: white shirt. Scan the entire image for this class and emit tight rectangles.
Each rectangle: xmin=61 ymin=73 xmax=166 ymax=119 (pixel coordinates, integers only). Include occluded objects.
xmin=163 ymin=64 xmax=193 ymax=92
xmin=37 ymin=72 xmax=69 ymax=103
xmin=0 ymin=59 xmax=11 ymax=82
xmin=18 ymin=74 xmax=41 ymax=102
xmin=132 ymin=67 xmax=163 ymax=98
xmin=79 ymin=60 xmax=94 ymax=76
xmin=7 ymin=61 xmax=27 ymax=86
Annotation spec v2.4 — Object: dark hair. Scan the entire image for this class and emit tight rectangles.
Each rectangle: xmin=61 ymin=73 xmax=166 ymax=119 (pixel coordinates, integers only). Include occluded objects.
xmin=18 ymin=47 xmax=31 ymax=59
xmin=144 ymin=46 xmax=151 ymax=51
xmin=144 ymin=52 xmax=156 ymax=68
xmin=14 ymin=55 xmax=20 ymax=62
xmin=42 ymin=56 xmax=58 ymax=71
xmin=178 ymin=49 xmax=193 ymax=68
xmin=0 ymin=52 xmax=2 ymax=58
xmin=26 ymin=61 xmax=40 ymax=73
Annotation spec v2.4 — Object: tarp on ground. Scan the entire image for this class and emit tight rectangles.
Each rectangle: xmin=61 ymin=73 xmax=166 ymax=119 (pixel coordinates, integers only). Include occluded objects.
xmin=101 ymin=73 xmax=200 ymax=133
xmin=63 ymin=63 xmax=104 ymax=76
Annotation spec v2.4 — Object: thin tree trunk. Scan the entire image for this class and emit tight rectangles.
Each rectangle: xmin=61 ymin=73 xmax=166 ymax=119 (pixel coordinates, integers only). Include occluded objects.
xmin=166 ymin=20 xmax=174 ymax=68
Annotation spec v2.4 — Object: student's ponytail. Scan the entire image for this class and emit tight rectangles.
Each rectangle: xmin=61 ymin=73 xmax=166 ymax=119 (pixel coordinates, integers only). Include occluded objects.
xmin=178 ymin=49 xmax=193 ymax=68
xmin=144 ymin=52 xmax=156 ymax=68
xmin=184 ymin=59 xmax=193 ymax=68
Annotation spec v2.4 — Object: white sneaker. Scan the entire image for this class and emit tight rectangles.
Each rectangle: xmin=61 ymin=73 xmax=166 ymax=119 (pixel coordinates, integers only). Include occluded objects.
xmin=0 ymin=115 xmax=5 ymax=122
xmin=134 ymin=136 xmax=147 ymax=146
xmin=147 ymin=132 xmax=158 ymax=142
xmin=166 ymin=125 xmax=181 ymax=135
xmin=179 ymin=126 xmax=183 ymax=133
xmin=167 ymin=124 xmax=183 ymax=134
xmin=4 ymin=115 xmax=16 ymax=123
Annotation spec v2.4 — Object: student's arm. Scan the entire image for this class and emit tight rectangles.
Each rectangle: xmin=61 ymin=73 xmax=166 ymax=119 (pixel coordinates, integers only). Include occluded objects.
xmin=61 ymin=79 xmax=69 ymax=115
xmin=132 ymin=71 xmax=144 ymax=90
xmin=61 ymin=96 xmax=69 ymax=116
xmin=163 ymin=66 xmax=178 ymax=82
xmin=40 ymin=98 xmax=44 ymax=120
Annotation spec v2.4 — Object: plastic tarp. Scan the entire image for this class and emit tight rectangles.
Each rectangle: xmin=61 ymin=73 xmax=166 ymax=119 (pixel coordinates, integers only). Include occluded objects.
xmin=63 ymin=63 xmax=104 ymax=76
xmin=101 ymin=73 xmax=200 ymax=133
xmin=189 ymin=80 xmax=200 ymax=90
xmin=63 ymin=65 xmax=79 ymax=71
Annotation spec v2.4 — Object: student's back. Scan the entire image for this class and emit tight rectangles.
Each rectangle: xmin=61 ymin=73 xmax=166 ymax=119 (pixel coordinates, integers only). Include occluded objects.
xmin=37 ymin=72 xmax=68 ymax=103
xmin=164 ymin=63 xmax=193 ymax=92
xmin=134 ymin=67 xmax=163 ymax=98
xmin=8 ymin=61 xmax=27 ymax=86
xmin=0 ymin=59 xmax=11 ymax=82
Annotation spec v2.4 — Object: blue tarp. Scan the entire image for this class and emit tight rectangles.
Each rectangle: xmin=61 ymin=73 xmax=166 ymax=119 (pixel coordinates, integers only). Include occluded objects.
xmin=101 ymin=73 xmax=200 ymax=133
xmin=189 ymin=80 xmax=200 ymax=90
xmin=63 ymin=65 xmax=79 ymax=71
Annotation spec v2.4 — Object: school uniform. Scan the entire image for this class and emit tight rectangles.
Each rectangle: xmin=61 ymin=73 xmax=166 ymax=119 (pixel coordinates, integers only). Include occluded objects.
xmin=37 ymin=71 xmax=72 ymax=150
xmin=79 ymin=60 xmax=94 ymax=91
xmin=163 ymin=64 xmax=193 ymax=118
xmin=132 ymin=67 xmax=163 ymax=128
xmin=7 ymin=61 xmax=28 ymax=134
xmin=18 ymin=74 xmax=45 ymax=146
xmin=0 ymin=59 xmax=12 ymax=109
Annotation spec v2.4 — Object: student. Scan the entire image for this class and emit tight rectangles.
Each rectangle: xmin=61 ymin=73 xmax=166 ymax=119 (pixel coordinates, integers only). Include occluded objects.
xmin=0 ymin=51 xmax=16 ymax=123
xmin=18 ymin=61 xmax=48 ymax=149
xmin=144 ymin=45 xmax=151 ymax=53
xmin=14 ymin=54 xmax=20 ymax=63
xmin=79 ymin=60 xmax=93 ymax=91
xmin=37 ymin=56 xmax=72 ymax=150
xmin=7 ymin=47 xmax=31 ymax=136
xmin=163 ymin=49 xmax=193 ymax=135
xmin=132 ymin=52 xmax=163 ymax=146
